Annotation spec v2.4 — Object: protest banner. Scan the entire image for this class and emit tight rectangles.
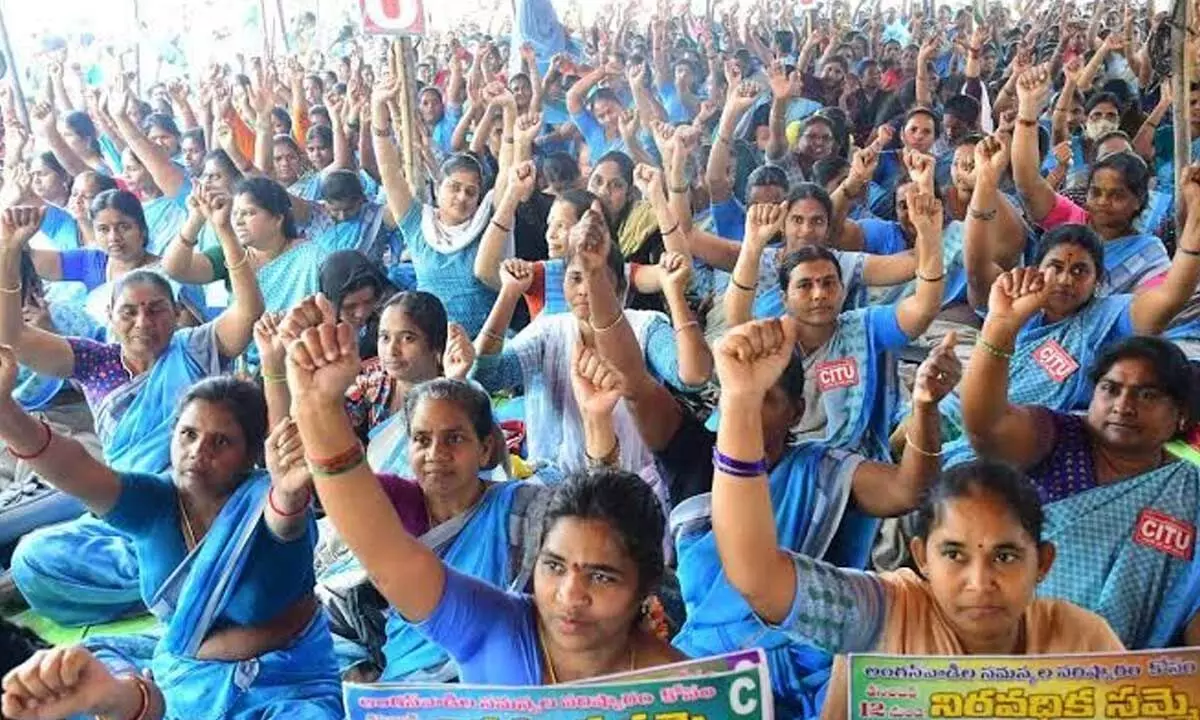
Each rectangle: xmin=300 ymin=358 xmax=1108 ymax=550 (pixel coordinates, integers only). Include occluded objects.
xmin=360 ymin=0 xmax=425 ymax=36
xmin=848 ymin=648 xmax=1200 ymax=719
xmin=344 ymin=649 xmax=774 ymax=719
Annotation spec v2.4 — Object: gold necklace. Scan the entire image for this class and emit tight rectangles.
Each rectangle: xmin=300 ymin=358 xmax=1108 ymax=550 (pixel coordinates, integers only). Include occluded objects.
xmin=536 ymin=620 xmax=635 ymax=685
xmin=177 ymin=493 xmax=198 ymax=551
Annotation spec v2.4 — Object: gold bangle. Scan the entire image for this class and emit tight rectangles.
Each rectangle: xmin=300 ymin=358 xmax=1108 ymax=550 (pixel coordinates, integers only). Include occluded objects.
xmin=904 ymin=430 xmax=942 ymax=457
xmin=482 ymin=328 xmax=506 ymax=343
xmin=979 ymin=338 xmax=1014 ymax=359
xmin=0 ymin=281 xmax=20 ymax=294
xmin=674 ymin=319 xmax=700 ymax=333
xmin=227 ymin=248 xmax=251 ymax=271
xmin=591 ymin=312 xmax=625 ymax=334
xmin=262 ymin=371 xmax=287 ymax=384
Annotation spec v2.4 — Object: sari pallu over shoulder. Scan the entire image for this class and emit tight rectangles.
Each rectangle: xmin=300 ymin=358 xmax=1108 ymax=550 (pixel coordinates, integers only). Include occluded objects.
xmin=1100 ymin=233 xmax=1171 ymax=296
xmin=1038 ymin=460 xmax=1200 ymax=649
xmin=872 ymin=220 xmax=969 ymax=309
xmin=148 ymin=473 xmax=342 ymax=720
xmin=670 ymin=446 xmax=866 ymax=719
xmin=308 ymin=202 xmax=391 ymax=261
xmin=143 ymin=185 xmax=191 ymax=257
xmin=938 ymin=296 xmax=1132 ymax=469
xmin=98 ymin=325 xmax=223 ymax=475
xmin=803 ymin=308 xmax=901 ymax=463
xmin=380 ymin=480 xmax=537 ymax=681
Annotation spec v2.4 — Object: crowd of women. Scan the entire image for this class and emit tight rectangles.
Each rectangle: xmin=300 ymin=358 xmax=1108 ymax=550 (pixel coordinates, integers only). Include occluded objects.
xmin=0 ymin=0 xmax=1199 ymax=716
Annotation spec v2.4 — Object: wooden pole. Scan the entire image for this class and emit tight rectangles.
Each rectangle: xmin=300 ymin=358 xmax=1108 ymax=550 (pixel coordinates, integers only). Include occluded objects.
xmin=1173 ymin=0 xmax=1192 ymax=230
xmin=275 ymin=0 xmax=292 ymax=54
xmin=0 ymin=2 xmax=28 ymax=127
xmin=133 ymin=0 xmax=143 ymax=96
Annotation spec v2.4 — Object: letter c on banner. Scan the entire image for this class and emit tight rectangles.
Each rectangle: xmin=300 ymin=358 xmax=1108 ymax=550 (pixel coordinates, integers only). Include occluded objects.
xmin=363 ymin=0 xmax=421 ymax=32
xmin=730 ymin=677 xmax=759 ymax=715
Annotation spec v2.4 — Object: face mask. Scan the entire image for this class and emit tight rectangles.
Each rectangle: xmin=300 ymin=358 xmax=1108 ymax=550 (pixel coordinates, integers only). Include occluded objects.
xmin=1085 ymin=118 xmax=1119 ymax=141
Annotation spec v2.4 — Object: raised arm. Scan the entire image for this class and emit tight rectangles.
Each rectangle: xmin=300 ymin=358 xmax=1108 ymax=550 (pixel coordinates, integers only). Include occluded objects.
xmin=633 ymin=163 xmax=687 ymax=254
xmin=706 ymin=81 xmax=760 ymax=204
xmin=970 ymin=134 xmax=1029 ymax=299
xmin=371 ymin=73 xmax=415 ymax=223
xmin=287 ymin=295 xmax=447 ymax=623
xmin=160 ymin=191 xmax=219 ymax=284
xmin=1133 ymin=80 xmax=1172 ymax=164
xmin=1011 ymin=66 xmax=1058 ymax=224
xmin=110 ymin=91 xmax=187 ymax=198
xmin=474 ymin=260 xmax=532 ymax=357
xmin=0 ymin=208 xmax=75 ymax=379
xmin=0 ymin=344 xmax=119 ymax=513
xmin=167 ymin=79 xmax=200 ymax=132
xmin=204 ymin=191 xmax=264 ymax=358
xmin=570 ymin=345 xmax=626 ymax=466
xmin=961 ymin=268 xmax=1054 ymax=466
xmin=725 ymin=203 xmax=784 ymax=329
xmin=830 ymin=147 xmax=880 ymax=250
xmin=1128 ymin=167 xmax=1200 ymax=334
xmin=710 ymin=317 xmax=806 ymax=625
xmin=473 ymin=162 xmax=535 ymax=290
xmin=894 ymin=160 xmax=946 ymax=338
xmin=765 ymin=60 xmax=801 ymax=163
xmin=915 ymin=32 xmax=939 ymax=108
xmin=30 ymin=102 xmax=90 ymax=177
xmin=658 ymin=251 xmax=713 ymax=386
xmin=852 ymin=335 xmax=957 ymax=517
xmin=566 ymin=66 xmax=606 ymax=116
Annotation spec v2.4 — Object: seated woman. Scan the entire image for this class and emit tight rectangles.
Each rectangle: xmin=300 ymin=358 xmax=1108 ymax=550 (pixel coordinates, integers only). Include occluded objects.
xmin=318 ymin=250 xmax=395 ymax=360
xmin=158 ymin=177 xmax=329 ymax=336
xmin=0 ymin=372 xmax=341 ymax=719
xmin=688 ymin=183 xmax=921 ymax=322
xmin=331 ymin=377 xmax=546 ymax=682
xmin=0 ymin=253 xmax=102 ymax=546
xmin=22 ymin=189 xmax=207 ymax=328
xmin=302 ymin=170 xmax=399 ymax=262
xmin=582 ymin=309 xmax=949 ymax=715
xmin=372 ymin=76 xmax=516 ymax=336
xmin=471 ymin=207 xmax=709 ymax=493
xmin=1012 ymin=67 xmax=1170 ymax=294
xmin=284 ymin=313 xmax=686 ymax=684
xmin=711 ymin=191 xmax=945 ymax=461
xmin=109 ymin=94 xmax=192 ymax=255
xmin=961 ymin=267 xmax=1200 ymax=650
xmin=947 ymin=151 xmax=1200 ymax=433
xmin=0 ymin=203 xmax=263 ymax=626
xmin=707 ymin=321 xmax=1125 ymax=720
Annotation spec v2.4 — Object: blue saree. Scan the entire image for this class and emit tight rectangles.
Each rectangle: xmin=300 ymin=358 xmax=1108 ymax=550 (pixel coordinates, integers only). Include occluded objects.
xmin=100 ymin=324 xmax=225 ymax=474
xmin=941 ymin=296 xmax=1132 ymax=468
xmin=873 ymin=221 xmax=969 ymax=309
xmin=145 ymin=473 xmax=342 ymax=719
xmin=1038 ymin=460 xmax=1200 ymax=649
xmin=143 ymin=183 xmax=192 ymax=256
xmin=380 ymin=481 xmax=526 ymax=680
xmin=1100 ymin=233 xmax=1170 ymax=296
xmin=308 ymin=202 xmax=396 ymax=262
xmin=671 ymin=445 xmax=872 ymax=718
xmin=10 ymin=324 xmax=225 ymax=625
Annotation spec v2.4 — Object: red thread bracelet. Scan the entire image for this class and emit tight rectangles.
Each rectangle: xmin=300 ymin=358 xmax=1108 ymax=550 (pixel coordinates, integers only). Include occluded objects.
xmin=269 ymin=485 xmax=312 ymax=517
xmin=8 ymin=418 xmax=53 ymax=460
xmin=307 ymin=443 xmax=363 ymax=471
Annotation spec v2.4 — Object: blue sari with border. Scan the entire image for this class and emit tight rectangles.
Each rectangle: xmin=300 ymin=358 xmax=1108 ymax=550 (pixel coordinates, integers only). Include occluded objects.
xmin=1038 ymin=460 xmax=1200 ymax=649
xmin=146 ymin=473 xmax=342 ymax=719
xmin=143 ymin=182 xmax=192 ymax=256
xmin=1100 ymin=233 xmax=1170 ymax=297
xmin=379 ymin=481 xmax=527 ymax=680
xmin=941 ymin=296 xmax=1132 ymax=467
xmin=100 ymin=325 xmax=223 ymax=474
xmin=671 ymin=445 xmax=871 ymax=718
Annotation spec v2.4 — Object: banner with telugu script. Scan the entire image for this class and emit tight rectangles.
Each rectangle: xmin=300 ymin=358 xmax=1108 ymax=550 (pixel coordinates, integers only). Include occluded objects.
xmin=847 ymin=648 xmax=1200 ymax=719
xmin=344 ymin=649 xmax=774 ymax=719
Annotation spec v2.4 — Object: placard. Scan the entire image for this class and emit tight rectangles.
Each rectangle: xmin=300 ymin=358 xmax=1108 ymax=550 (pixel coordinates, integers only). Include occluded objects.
xmin=848 ymin=648 xmax=1200 ymax=719
xmin=344 ymin=649 xmax=774 ymax=719
xmin=361 ymin=0 xmax=425 ymax=36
